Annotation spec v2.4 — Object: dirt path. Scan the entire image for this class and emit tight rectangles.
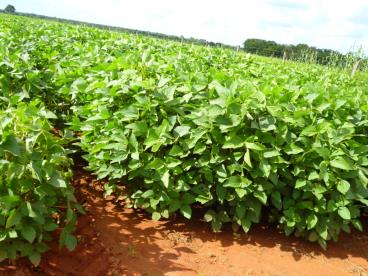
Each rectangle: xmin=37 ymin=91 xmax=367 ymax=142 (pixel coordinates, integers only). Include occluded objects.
xmin=1 ymin=168 xmax=368 ymax=276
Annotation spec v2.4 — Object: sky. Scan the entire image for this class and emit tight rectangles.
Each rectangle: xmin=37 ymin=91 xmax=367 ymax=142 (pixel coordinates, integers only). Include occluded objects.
xmin=4 ymin=0 xmax=368 ymax=54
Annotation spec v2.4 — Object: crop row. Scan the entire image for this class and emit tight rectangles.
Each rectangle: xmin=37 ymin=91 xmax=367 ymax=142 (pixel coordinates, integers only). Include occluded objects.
xmin=0 ymin=13 xmax=367 ymax=264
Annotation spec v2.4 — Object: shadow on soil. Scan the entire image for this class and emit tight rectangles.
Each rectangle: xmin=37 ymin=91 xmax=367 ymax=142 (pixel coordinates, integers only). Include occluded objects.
xmin=102 ymin=198 xmax=368 ymax=263
xmin=83 ymin=161 xmax=368 ymax=272
xmin=1 ymin=166 xmax=367 ymax=275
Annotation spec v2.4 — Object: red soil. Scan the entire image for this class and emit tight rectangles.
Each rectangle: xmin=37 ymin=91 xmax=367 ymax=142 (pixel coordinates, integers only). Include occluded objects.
xmin=1 ymin=168 xmax=367 ymax=276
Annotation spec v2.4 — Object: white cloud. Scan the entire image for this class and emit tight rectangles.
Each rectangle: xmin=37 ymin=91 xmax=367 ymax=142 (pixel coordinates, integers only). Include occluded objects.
xmin=7 ymin=0 xmax=368 ymax=53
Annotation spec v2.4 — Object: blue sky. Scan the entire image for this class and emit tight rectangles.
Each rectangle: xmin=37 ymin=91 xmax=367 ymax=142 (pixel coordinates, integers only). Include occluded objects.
xmin=4 ymin=0 xmax=368 ymax=54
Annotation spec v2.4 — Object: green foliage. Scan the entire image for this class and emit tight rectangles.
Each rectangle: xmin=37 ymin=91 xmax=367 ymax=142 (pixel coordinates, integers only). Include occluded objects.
xmin=75 ymin=63 xmax=368 ymax=245
xmin=243 ymin=38 xmax=367 ymax=69
xmin=4 ymin=5 xmax=15 ymax=13
xmin=61 ymin=16 xmax=367 ymax=247
xmin=0 ymin=13 xmax=367 ymax=251
xmin=0 ymin=9 xmax=236 ymax=51
xmin=0 ymin=101 xmax=79 ymax=265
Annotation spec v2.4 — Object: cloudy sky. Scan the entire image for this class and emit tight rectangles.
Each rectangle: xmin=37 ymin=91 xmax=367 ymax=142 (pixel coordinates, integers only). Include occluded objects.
xmin=5 ymin=0 xmax=368 ymax=53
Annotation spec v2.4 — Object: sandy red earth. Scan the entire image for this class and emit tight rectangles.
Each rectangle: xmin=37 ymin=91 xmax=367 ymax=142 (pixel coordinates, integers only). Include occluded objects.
xmin=1 ymin=166 xmax=368 ymax=276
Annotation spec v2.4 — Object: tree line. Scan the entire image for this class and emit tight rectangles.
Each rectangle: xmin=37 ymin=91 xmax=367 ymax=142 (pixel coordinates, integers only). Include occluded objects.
xmin=243 ymin=38 xmax=366 ymax=68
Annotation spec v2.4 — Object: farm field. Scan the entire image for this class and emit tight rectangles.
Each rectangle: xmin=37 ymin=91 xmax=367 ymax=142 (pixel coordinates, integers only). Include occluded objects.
xmin=0 ymin=13 xmax=367 ymax=275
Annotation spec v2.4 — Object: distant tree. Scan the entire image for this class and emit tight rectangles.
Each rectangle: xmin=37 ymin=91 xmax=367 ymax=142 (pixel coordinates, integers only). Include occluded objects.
xmin=243 ymin=39 xmax=284 ymax=57
xmin=4 ymin=4 xmax=16 ymax=13
xmin=243 ymin=38 xmax=351 ymax=65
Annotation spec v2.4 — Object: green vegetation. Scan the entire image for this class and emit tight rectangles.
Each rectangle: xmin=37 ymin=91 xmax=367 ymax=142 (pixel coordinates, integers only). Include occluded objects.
xmin=0 ymin=5 xmax=368 ymax=69
xmin=244 ymin=38 xmax=367 ymax=69
xmin=0 ymin=12 xmax=367 ymax=265
xmin=0 ymin=101 xmax=79 ymax=266
xmin=0 ymin=8 xmax=236 ymax=50
xmin=2 ymin=7 xmax=366 ymax=69
xmin=4 ymin=4 xmax=15 ymax=13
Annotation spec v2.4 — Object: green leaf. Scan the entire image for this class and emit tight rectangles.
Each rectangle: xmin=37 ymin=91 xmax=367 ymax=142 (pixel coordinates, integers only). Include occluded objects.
xmin=358 ymin=170 xmax=368 ymax=187
xmin=21 ymin=225 xmax=36 ymax=243
xmin=301 ymin=125 xmax=318 ymax=137
xmin=259 ymin=161 xmax=271 ymax=177
xmin=129 ymin=133 xmax=139 ymax=152
xmin=235 ymin=204 xmax=246 ymax=219
xmin=308 ymin=171 xmax=319 ymax=181
xmin=169 ymin=145 xmax=184 ymax=157
xmin=141 ymin=190 xmax=155 ymax=198
xmin=216 ymin=184 xmax=227 ymax=203
xmin=131 ymin=151 xmax=139 ymax=160
xmin=254 ymin=191 xmax=267 ymax=205
xmin=258 ymin=116 xmax=276 ymax=132
xmin=308 ymin=231 xmax=319 ymax=242
xmin=245 ymin=142 xmax=265 ymax=151
xmin=284 ymin=143 xmax=304 ymax=155
xmin=173 ymin=126 xmax=191 ymax=137
xmin=152 ymin=212 xmax=161 ymax=221
xmin=218 ymin=211 xmax=230 ymax=223
xmin=27 ymin=202 xmax=37 ymax=218
xmin=271 ymin=191 xmax=282 ymax=210
xmin=0 ymin=195 xmax=20 ymax=210
xmin=307 ymin=214 xmax=318 ymax=230
xmin=224 ymin=176 xmax=251 ymax=188
xmin=351 ymin=219 xmax=363 ymax=232
xmin=28 ymin=251 xmax=41 ymax=266
xmin=158 ymin=77 xmax=171 ymax=88
xmin=65 ymin=234 xmax=77 ymax=251
xmin=263 ymin=150 xmax=280 ymax=158
xmin=338 ymin=207 xmax=351 ymax=220
xmin=241 ymin=218 xmax=251 ymax=233
xmin=235 ymin=188 xmax=247 ymax=198
xmin=6 ymin=209 xmax=21 ymax=228
xmin=314 ymin=147 xmax=330 ymax=159
xmin=49 ymin=173 xmax=67 ymax=188
xmin=330 ymin=157 xmax=355 ymax=171
xmin=168 ymin=200 xmax=181 ymax=213
xmin=336 ymin=179 xmax=350 ymax=194
xmin=180 ymin=205 xmax=192 ymax=219
xmin=8 ymin=230 xmax=17 ymax=238
xmin=1 ymin=135 xmax=21 ymax=156
xmin=295 ymin=179 xmax=306 ymax=189
xmin=204 ymin=210 xmax=216 ymax=222
xmin=222 ymin=135 xmax=244 ymax=149
xmin=161 ymin=209 xmax=170 ymax=219
xmin=44 ymin=222 xmax=58 ymax=232
xmin=318 ymin=238 xmax=327 ymax=250
xmin=358 ymin=198 xmax=368 ymax=206
xmin=40 ymin=110 xmax=58 ymax=119
xmin=125 ymin=122 xmax=148 ymax=136
xmin=244 ymin=149 xmax=252 ymax=167
xmin=211 ymin=219 xmax=222 ymax=232
xmin=216 ymin=165 xmax=227 ymax=178
xmin=182 ymin=193 xmax=195 ymax=205
xmin=161 ymin=170 xmax=170 ymax=188
xmin=166 ymin=157 xmax=182 ymax=168
xmin=316 ymin=223 xmax=328 ymax=240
